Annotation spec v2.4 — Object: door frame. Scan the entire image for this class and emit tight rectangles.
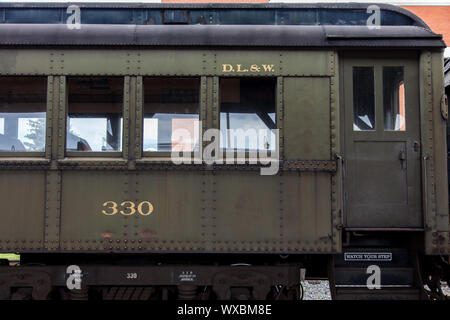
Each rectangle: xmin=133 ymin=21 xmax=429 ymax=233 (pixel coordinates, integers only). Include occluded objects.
xmin=340 ymin=55 xmax=423 ymax=229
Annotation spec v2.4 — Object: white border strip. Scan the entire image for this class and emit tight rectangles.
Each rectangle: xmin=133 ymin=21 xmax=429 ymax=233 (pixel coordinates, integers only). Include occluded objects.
xmin=268 ymin=0 xmax=450 ymax=5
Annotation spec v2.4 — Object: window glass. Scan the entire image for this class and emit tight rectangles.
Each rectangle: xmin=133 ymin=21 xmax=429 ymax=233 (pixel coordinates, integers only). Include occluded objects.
xmin=220 ymin=78 xmax=276 ymax=152
xmin=383 ymin=67 xmax=406 ymax=131
xmin=143 ymin=78 xmax=200 ymax=152
xmin=0 ymin=77 xmax=47 ymax=152
xmin=67 ymin=77 xmax=123 ymax=152
xmin=353 ymin=67 xmax=375 ymax=131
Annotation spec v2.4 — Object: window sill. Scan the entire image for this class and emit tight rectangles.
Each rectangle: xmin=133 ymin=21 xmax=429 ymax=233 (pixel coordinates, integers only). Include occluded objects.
xmin=0 ymin=158 xmax=50 ymax=169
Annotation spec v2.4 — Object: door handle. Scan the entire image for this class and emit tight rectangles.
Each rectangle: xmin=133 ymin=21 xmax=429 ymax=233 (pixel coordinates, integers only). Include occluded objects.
xmin=413 ymin=141 xmax=420 ymax=153
xmin=399 ymin=150 xmax=406 ymax=170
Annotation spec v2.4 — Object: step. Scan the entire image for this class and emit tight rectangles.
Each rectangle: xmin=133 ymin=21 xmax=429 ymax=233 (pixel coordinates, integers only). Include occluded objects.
xmin=334 ymin=267 xmax=416 ymax=287
xmin=334 ymin=287 xmax=422 ymax=300
xmin=334 ymin=248 xmax=411 ymax=268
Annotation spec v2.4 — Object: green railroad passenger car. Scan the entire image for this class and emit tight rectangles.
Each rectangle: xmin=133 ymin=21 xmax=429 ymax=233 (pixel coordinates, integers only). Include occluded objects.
xmin=0 ymin=2 xmax=448 ymax=300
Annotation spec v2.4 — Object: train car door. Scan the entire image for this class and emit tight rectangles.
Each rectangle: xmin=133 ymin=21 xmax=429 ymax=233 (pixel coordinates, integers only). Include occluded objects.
xmin=343 ymin=58 xmax=422 ymax=228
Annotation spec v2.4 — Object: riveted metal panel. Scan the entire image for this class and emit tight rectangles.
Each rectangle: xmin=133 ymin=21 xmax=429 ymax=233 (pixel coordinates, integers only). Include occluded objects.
xmin=203 ymin=77 xmax=213 ymax=151
xmin=420 ymin=52 xmax=437 ymax=254
xmin=126 ymin=76 xmax=137 ymax=168
xmin=139 ymin=50 xmax=205 ymax=76
xmin=282 ymin=172 xmax=332 ymax=252
xmin=56 ymin=76 xmax=66 ymax=160
xmin=0 ymin=49 xmax=341 ymax=77
xmin=215 ymin=50 xmax=330 ymax=77
xmin=215 ymin=51 xmax=280 ymax=77
xmin=44 ymin=170 xmax=61 ymax=250
xmin=122 ymin=76 xmax=131 ymax=161
xmin=212 ymin=76 xmax=219 ymax=129
xmin=131 ymin=171 xmax=204 ymax=250
xmin=44 ymin=75 xmax=63 ymax=250
xmin=59 ymin=171 xmax=205 ymax=251
xmin=280 ymin=51 xmax=331 ymax=76
xmin=0 ymin=171 xmax=45 ymax=251
xmin=284 ymin=77 xmax=331 ymax=160
xmin=330 ymin=51 xmax=342 ymax=252
xmin=135 ymin=76 xmax=143 ymax=160
xmin=0 ymin=49 xmax=51 ymax=75
xmin=213 ymin=172 xmax=279 ymax=248
xmin=50 ymin=52 xmax=64 ymax=75
xmin=277 ymin=76 xmax=284 ymax=160
xmin=200 ymin=76 xmax=207 ymax=152
xmin=45 ymin=76 xmax=54 ymax=160
xmin=429 ymin=52 xmax=449 ymax=255
xmin=60 ymin=171 xmax=129 ymax=249
xmin=203 ymin=52 xmax=216 ymax=75
xmin=53 ymin=50 xmax=132 ymax=75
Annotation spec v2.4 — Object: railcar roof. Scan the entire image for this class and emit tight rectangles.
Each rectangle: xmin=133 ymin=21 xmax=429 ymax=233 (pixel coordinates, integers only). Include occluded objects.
xmin=0 ymin=3 xmax=431 ymax=29
xmin=0 ymin=3 xmax=444 ymax=48
xmin=0 ymin=24 xmax=444 ymax=48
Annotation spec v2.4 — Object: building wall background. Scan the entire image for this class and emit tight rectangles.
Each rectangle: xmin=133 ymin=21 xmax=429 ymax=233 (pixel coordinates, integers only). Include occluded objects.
xmin=402 ymin=6 xmax=449 ymax=47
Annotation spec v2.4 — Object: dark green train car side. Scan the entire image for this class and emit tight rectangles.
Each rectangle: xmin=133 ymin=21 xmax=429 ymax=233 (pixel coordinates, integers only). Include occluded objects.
xmin=0 ymin=3 xmax=448 ymax=300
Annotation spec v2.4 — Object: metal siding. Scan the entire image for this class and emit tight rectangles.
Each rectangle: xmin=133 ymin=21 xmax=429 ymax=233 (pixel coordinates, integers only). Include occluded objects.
xmin=420 ymin=52 xmax=436 ymax=254
xmin=282 ymin=172 xmax=332 ymax=252
xmin=139 ymin=50 xmax=206 ymax=76
xmin=330 ymin=51 xmax=342 ymax=251
xmin=431 ymin=52 xmax=449 ymax=255
xmin=0 ymin=171 xmax=46 ymax=250
xmin=284 ymin=77 xmax=331 ymax=160
xmin=135 ymin=171 xmax=204 ymax=246
xmin=60 ymin=171 xmax=128 ymax=249
xmin=213 ymin=172 xmax=280 ymax=248
xmin=0 ymin=49 xmax=52 ymax=75
xmin=56 ymin=50 xmax=132 ymax=75
xmin=60 ymin=171 xmax=205 ymax=251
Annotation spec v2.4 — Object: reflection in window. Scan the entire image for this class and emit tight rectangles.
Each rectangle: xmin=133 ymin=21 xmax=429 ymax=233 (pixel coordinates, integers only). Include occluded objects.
xmin=0 ymin=77 xmax=47 ymax=152
xmin=67 ymin=77 xmax=123 ymax=152
xmin=383 ymin=67 xmax=406 ymax=131
xmin=220 ymin=78 xmax=276 ymax=152
xmin=143 ymin=78 xmax=200 ymax=152
xmin=353 ymin=67 xmax=375 ymax=131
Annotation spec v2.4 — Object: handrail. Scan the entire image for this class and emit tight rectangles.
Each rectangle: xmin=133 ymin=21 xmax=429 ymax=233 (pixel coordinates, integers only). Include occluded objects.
xmin=422 ymin=154 xmax=430 ymax=229
xmin=335 ymin=153 xmax=344 ymax=229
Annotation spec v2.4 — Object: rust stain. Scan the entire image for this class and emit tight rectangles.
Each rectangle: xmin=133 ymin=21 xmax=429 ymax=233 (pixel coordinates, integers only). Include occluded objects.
xmin=100 ymin=231 xmax=114 ymax=239
xmin=140 ymin=229 xmax=156 ymax=240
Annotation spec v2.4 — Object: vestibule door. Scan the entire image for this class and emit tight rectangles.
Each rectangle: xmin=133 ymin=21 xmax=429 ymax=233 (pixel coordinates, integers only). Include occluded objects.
xmin=343 ymin=58 xmax=422 ymax=228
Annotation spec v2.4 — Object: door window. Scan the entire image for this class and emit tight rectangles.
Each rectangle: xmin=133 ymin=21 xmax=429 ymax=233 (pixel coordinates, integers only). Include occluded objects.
xmin=352 ymin=67 xmax=375 ymax=131
xmin=383 ymin=67 xmax=406 ymax=131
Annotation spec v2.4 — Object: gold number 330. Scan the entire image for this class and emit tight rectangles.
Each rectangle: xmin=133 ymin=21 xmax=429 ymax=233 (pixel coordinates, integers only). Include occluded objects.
xmin=102 ymin=201 xmax=154 ymax=216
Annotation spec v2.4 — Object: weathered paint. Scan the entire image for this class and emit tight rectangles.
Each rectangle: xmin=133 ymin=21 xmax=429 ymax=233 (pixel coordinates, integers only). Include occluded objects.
xmin=0 ymin=46 xmax=447 ymax=256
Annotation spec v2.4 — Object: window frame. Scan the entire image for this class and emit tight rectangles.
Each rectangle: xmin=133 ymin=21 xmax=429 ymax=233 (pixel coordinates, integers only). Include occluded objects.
xmin=382 ymin=66 xmax=406 ymax=132
xmin=217 ymin=76 xmax=278 ymax=161
xmin=141 ymin=76 xmax=203 ymax=159
xmin=65 ymin=76 xmax=125 ymax=158
xmin=0 ymin=76 xmax=49 ymax=158
xmin=346 ymin=58 xmax=414 ymax=142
